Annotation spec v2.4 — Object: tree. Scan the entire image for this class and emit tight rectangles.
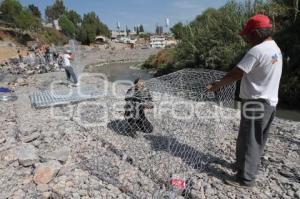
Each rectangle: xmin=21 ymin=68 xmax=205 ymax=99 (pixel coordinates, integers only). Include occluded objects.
xmin=170 ymin=22 xmax=185 ymax=39
xmin=15 ymin=8 xmax=41 ymax=31
xmin=0 ymin=0 xmax=22 ymax=23
xmin=59 ymin=15 xmax=76 ymax=37
xmin=45 ymin=0 xmax=66 ymax=22
xmin=65 ymin=10 xmax=81 ymax=26
xmin=126 ymin=25 xmax=130 ymax=35
xmin=77 ymin=12 xmax=110 ymax=45
xmin=139 ymin=24 xmax=144 ymax=33
xmin=28 ymin=4 xmax=41 ymax=18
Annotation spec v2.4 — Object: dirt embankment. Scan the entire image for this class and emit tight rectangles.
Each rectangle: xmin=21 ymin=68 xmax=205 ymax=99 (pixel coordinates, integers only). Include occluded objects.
xmin=0 ymin=28 xmax=31 ymax=63
xmin=0 ymin=46 xmax=28 ymax=63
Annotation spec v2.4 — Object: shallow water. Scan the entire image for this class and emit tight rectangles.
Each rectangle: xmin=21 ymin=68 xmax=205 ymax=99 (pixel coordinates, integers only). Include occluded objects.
xmin=84 ymin=62 xmax=153 ymax=82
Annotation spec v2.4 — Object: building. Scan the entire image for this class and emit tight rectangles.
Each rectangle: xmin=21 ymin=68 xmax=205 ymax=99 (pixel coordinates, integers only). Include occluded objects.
xmin=119 ymin=37 xmax=137 ymax=44
xmin=111 ymin=30 xmax=127 ymax=41
xmin=150 ymin=36 xmax=166 ymax=48
xmin=155 ymin=26 xmax=164 ymax=35
xmin=42 ymin=19 xmax=61 ymax=30
xmin=53 ymin=20 xmax=61 ymax=30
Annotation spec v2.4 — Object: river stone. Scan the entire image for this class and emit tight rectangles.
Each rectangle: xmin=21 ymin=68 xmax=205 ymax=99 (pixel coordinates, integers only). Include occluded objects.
xmin=0 ymin=138 xmax=6 ymax=144
xmin=16 ymin=144 xmax=39 ymax=166
xmin=12 ymin=189 xmax=25 ymax=199
xmin=42 ymin=192 xmax=52 ymax=199
xmin=41 ymin=147 xmax=70 ymax=164
xmin=22 ymin=132 xmax=40 ymax=143
xmin=34 ymin=160 xmax=62 ymax=184
xmin=37 ymin=184 xmax=50 ymax=192
xmin=295 ymin=190 xmax=300 ymax=199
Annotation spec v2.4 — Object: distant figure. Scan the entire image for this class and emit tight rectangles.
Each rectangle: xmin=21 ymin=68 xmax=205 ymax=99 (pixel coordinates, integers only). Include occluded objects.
xmin=57 ymin=52 xmax=64 ymax=70
xmin=124 ymin=78 xmax=154 ymax=137
xmin=44 ymin=46 xmax=51 ymax=64
xmin=17 ymin=50 xmax=23 ymax=63
xmin=63 ymin=50 xmax=78 ymax=85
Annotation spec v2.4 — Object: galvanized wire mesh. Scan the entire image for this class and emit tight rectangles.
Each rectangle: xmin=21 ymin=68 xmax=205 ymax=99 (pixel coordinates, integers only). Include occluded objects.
xmin=68 ymin=68 xmax=236 ymax=198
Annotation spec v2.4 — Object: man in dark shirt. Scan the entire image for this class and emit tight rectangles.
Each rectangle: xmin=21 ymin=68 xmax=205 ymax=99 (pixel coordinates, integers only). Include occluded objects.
xmin=124 ymin=78 xmax=154 ymax=137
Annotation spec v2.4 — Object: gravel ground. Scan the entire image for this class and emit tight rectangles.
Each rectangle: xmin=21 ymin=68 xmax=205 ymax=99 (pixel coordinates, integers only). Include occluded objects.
xmin=0 ymin=71 xmax=299 ymax=199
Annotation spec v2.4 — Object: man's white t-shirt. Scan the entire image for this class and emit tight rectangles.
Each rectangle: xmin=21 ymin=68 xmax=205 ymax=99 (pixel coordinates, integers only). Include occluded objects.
xmin=237 ymin=40 xmax=282 ymax=107
xmin=63 ymin=54 xmax=71 ymax=67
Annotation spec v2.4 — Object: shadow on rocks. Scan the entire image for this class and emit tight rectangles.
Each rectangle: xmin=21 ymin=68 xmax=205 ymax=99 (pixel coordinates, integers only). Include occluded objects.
xmin=144 ymin=134 xmax=235 ymax=182
xmin=107 ymin=119 xmax=133 ymax=137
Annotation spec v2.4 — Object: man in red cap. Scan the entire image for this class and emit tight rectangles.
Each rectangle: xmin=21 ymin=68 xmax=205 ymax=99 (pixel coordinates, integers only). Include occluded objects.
xmin=207 ymin=14 xmax=282 ymax=187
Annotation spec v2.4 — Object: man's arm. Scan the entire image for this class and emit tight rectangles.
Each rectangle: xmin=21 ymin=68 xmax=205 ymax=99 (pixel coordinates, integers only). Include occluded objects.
xmin=207 ymin=67 xmax=244 ymax=92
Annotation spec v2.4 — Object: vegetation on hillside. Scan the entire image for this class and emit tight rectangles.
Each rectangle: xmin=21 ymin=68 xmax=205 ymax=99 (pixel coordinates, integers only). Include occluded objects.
xmin=45 ymin=0 xmax=111 ymax=45
xmin=144 ymin=0 xmax=300 ymax=109
xmin=0 ymin=0 xmax=111 ymax=45
xmin=77 ymin=12 xmax=111 ymax=45
xmin=39 ymin=27 xmax=68 ymax=45
xmin=58 ymin=15 xmax=76 ymax=37
xmin=0 ymin=0 xmax=41 ymax=31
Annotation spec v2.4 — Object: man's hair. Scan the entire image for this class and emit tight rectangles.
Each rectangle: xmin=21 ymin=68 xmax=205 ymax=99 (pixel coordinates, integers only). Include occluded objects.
xmin=134 ymin=78 xmax=142 ymax=85
xmin=256 ymin=28 xmax=273 ymax=41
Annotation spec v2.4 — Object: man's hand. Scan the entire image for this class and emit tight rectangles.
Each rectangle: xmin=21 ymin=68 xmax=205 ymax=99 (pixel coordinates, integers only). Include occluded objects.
xmin=207 ymin=82 xmax=222 ymax=92
xmin=206 ymin=67 xmax=244 ymax=92
xmin=70 ymin=53 xmax=75 ymax=60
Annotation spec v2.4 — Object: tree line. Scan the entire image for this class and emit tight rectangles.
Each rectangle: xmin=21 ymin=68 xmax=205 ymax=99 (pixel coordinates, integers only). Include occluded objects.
xmin=0 ymin=0 xmax=111 ymax=44
xmin=144 ymin=0 xmax=300 ymax=110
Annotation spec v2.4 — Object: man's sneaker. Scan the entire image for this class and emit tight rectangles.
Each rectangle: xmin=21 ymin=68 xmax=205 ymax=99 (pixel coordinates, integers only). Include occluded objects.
xmin=225 ymin=177 xmax=254 ymax=188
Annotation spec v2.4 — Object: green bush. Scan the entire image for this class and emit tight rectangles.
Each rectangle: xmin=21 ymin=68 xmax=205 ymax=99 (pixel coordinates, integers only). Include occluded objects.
xmin=45 ymin=0 xmax=65 ymax=22
xmin=59 ymin=15 xmax=76 ymax=37
xmin=0 ymin=0 xmax=22 ymax=23
xmin=143 ymin=49 xmax=178 ymax=76
xmin=0 ymin=0 xmax=41 ymax=31
xmin=15 ymin=9 xmax=41 ymax=31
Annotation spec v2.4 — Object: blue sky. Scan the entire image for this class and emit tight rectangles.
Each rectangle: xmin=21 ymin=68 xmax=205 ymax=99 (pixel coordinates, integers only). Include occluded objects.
xmin=19 ymin=0 xmax=229 ymax=32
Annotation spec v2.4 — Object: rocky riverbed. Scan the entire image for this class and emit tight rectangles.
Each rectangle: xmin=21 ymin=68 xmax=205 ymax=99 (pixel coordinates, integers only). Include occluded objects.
xmin=0 ymin=71 xmax=299 ymax=199
xmin=0 ymin=48 xmax=158 ymax=90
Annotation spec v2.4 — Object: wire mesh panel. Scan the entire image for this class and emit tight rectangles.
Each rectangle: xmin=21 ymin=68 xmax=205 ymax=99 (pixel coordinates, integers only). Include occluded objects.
xmin=30 ymin=86 xmax=103 ymax=109
xmin=144 ymin=68 xmax=236 ymax=197
xmin=70 ymin=68 xmax=236 ymax=198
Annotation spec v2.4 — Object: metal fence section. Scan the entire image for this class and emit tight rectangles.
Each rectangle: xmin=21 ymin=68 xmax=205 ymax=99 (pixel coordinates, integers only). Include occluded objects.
xmin=30 ymin=86 xmax=103 ymax=109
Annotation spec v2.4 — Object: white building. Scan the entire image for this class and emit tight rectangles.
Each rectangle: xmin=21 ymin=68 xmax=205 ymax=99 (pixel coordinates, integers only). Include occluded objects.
xmin=150 ymin=36 xmax=166 ymax=48
xmin=111 ymin=30 xmax=127 ymax=39
xmin=119 ymin=37 xmax=137 ymax=44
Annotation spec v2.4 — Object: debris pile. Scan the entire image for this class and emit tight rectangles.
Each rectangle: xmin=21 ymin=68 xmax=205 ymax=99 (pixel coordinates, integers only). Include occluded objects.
xmin=1 ymin=53 xmax=61 ymax=76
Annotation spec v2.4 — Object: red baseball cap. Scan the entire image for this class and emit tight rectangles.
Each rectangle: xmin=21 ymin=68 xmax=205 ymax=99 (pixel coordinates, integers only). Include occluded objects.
xmin=240 ymin=14 xmax=273 ymax=36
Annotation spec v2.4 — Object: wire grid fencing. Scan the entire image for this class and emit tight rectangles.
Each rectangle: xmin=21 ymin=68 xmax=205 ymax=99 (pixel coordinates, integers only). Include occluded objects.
xmin=73 ymin=68 xmax=236 ymax=198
